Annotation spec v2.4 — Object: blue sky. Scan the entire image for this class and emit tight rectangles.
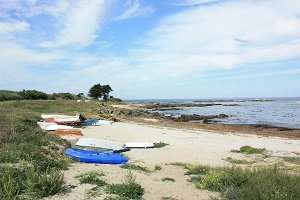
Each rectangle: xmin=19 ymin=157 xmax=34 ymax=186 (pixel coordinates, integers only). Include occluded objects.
xmin=0 ymin=0 xmax=299 ymax=99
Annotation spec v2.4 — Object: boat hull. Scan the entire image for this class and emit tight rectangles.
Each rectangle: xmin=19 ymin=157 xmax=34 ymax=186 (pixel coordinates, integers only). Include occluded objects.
xmin=65 ymin=148 xmax=128 ymax=164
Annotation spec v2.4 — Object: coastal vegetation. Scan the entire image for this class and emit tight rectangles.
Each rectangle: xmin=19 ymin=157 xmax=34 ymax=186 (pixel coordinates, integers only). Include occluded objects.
xmin=120 ymin=163 xmax=150 ymax=172
xmin=224 ymin=157 xmax=255 ymax=165
xmin=182 ymin=164 xmax=300 ymax=200
xmin=239 ymin=145 xmax=266 ymax=154
xmin=0 ymin=100 xmax=109 ymax=199
xmin=76 ymin=171 xmax=106 ymax=186
xmin=0 ymin=101 xmax=71 ymax=199
xmin=105 ymin=171 xmax=144 ymax=200
xmin=153 ymin=142 xmax=169 ymax=148
xmin=88 ymin=83 xmax=113 ymax=100
xmin=161 ymin=177 xmax=175 ymax=182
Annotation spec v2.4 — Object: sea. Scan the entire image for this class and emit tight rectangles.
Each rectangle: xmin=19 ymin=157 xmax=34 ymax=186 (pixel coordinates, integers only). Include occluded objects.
xmin=127 ymin=97 xmax=300 ymax=129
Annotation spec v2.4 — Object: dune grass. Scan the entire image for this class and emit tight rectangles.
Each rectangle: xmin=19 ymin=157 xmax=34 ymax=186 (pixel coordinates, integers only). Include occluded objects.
xmin=239 ymin=145 xmax=266 ymax=154
xmin=153 ymin=142 xmax=169 ymax=148
xmin=224 ymin=157 xmax=255 ymax=165
xmin=0 ymin=100 xmax=104 ymax=199
xmin=106 ymin=171 xmax=144 ymax=200
xmin=120 ymin=163 xmax=150 ymax=172
xmin=76 ymin=171 xmax=106 ymax=186
xmin=185 ymin=164 xmax=300 ymax=200
xmin=281 ymin=156 xmax=300 ymax=165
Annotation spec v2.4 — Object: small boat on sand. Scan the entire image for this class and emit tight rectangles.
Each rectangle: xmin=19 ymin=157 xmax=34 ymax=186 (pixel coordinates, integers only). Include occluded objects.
xmin=37 ymin=122 xmax=57 ymax=130
xmin=65 ymin=148 xmax=128 ymax=164
xmin=46 ymin=124 xmax=73 ymax=131
xmin=55 ymin=129 xmax=83 ymax=136
xmin=123 ymin=142 xmax=154 ymax=148
xmin=76 ymin=138 xmax=124 ymax=151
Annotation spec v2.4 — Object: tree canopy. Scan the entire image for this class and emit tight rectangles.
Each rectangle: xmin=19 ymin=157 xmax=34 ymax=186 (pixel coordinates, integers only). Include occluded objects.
xmin=18 ymin=90 xmax=48 ymax=100
xmin=88 ymin=83 xmax=113 ymax=100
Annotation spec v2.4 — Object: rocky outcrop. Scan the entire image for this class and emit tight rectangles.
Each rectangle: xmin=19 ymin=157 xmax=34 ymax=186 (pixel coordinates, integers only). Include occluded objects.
xmin=170 ymin=114 xmax=228 ymax=122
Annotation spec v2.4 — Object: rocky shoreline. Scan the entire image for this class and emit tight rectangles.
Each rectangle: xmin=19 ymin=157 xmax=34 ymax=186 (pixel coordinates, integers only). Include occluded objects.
xmin=92 ymin=102 xmax=300 ymax=139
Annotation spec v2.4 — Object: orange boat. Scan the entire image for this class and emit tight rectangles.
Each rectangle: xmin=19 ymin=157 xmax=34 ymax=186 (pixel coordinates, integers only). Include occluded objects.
xmin=55 ymin=129 xmax=83 ymax=136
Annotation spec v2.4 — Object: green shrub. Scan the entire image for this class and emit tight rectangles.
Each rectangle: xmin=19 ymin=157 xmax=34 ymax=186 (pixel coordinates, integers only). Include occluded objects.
xmin=153 ymin=142 xmax=169 ymax=148
xmin=0 ymin=166 xmax=64 ymax=199
xmin=154 ymin=165 xmax=162 ymax=171
xmin=76 ymin=171 xmax=106 ymax=186
xmin=281 ymin=156 xmax=300 ymax=164
xmin=120 ymin=163 xmax=150 ymax=172
xmin=18 ymin=90 xmax=48 ymax=100
xmin=106 ymin=171 xmax=144 ymax=200
xmin=240 ymin=145 xmax=266 ymax=154
xmin=186 ymin=165 xmax=300 ymax=200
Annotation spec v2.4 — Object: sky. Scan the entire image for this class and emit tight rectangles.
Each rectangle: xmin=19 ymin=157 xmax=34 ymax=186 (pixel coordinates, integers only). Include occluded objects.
xmin=0 ymin=0 xmax=299 ymax=99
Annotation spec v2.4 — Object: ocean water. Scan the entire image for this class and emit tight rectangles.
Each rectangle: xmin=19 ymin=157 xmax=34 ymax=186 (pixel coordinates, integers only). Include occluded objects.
xmin=127 ymin=97 xmax=300 ymax=129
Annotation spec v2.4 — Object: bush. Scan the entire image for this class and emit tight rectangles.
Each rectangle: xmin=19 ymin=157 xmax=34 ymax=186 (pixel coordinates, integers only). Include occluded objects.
xmin=240 ymin=145 xmax=266 ymax=154
xmin=153 ymin=142 xmax=169 ymax=148
xmin=18 ymin=90 xmax=48 ymax=100
xmin=106 ymin=171 xmax=144 ymax=200
xmin=186 ymin=165 xmax=300 ymax=200
xmin=76 ymin=171 xmax=106 ymax=186
xmin=120 ymin=163 xmax=150 ymax=172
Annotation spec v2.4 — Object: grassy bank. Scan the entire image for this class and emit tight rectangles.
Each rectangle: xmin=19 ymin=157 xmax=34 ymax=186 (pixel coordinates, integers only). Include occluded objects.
xmin=0 ymin=100 xmax=104 ymax=199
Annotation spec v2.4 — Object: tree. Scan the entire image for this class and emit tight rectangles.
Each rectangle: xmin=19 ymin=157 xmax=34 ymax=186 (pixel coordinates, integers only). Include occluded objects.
xmin=88 ymin=83 xmax=113 ymax=100
xmin=18 ymin=90 xmax=48 ymax=100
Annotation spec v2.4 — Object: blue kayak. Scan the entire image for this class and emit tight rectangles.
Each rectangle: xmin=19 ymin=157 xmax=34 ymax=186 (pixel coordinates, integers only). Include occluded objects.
xmin=65 ymin=148 xmax=128 ymax=164
xmin=81 ymin=118 xmax=100 ymax=126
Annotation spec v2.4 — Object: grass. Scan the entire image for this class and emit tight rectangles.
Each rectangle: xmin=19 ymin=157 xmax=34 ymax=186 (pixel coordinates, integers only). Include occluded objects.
xmin=0 ymin=165 xmax=64 ymax=199
xmin=185 ymin=164 xmax=300 ymax=200
xmin=239 ymin=145 xmax=266 ymax=154
xmin=167 ymin=162 xmax=188 ymax=167
xmin=281 ymin=156 xmax=300 ymax=165
xmin=161 ymin=197 xmax=178 ymax=200
xmin=161 ymin=177 xmax=175 ymax=182
xmin=153 ymin=142 xmax=169 ymax=148
xmin=76 ymin=171 xmax=106 ymax=186
xmin=224 ymin=157 xmax=255 ymax=165
xmin=106 ymin=171 xmax=144 ymax=200
xmin=120 ymin=163 xmax=150 ymax=172
xmin=0 ymin=100 xmax=105 ymax=199
xmin=154 ymin=165 xmax=162 ymax=171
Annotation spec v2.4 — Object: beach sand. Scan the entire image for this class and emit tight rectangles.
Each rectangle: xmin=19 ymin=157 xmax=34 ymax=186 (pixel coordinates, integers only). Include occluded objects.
xmin=45 ymin=121 xmax=300 ymax=200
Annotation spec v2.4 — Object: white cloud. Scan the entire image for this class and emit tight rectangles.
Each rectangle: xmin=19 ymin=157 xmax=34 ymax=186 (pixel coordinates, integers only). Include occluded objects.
xmin=114 ymin=0 xmax=154 ymax=21
xmin=40 ymin=0 xmax=107 ymax=48
xmin=0 ymin=21 xmax=30 ymax=34
xmin=168 ymin=0 xmax=222 ymax=6
xmin=128 ymin=0 xmax=300 ymax=79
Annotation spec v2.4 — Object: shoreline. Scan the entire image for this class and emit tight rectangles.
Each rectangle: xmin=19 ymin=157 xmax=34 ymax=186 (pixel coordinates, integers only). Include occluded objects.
xmin=124 ymin=117 xmax=300 ymax=139
xmin=109 ymin=103 xmax=300 ymax=139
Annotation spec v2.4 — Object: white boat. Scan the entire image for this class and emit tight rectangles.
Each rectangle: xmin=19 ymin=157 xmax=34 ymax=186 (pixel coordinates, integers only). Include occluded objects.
xmin=53 ymin=116 xmax=80 ymax=122
xmin=41 ymin=114 xmax=76 ymax=119
xmin=46 ymin=125 xmax=73 ymax=131
xmin=76 ymin=138 xmax=124 ymax=151
xmin=94 ymin=120 xmax=112 ymax=126
xmin=37 ymin=122 xmax=57 ymax=130
xmin=123 ymin=142 xmax=154 ymax=148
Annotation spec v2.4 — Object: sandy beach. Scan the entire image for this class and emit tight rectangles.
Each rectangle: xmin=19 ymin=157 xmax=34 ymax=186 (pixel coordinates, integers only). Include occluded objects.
xmin=45 ymin=121 xmax=300 ymax=200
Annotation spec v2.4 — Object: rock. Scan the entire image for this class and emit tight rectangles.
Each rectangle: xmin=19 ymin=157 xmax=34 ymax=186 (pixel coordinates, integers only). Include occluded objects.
xmin=173 ymin=114 xmax=228 ymax=122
